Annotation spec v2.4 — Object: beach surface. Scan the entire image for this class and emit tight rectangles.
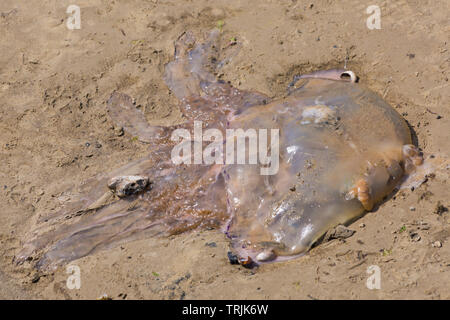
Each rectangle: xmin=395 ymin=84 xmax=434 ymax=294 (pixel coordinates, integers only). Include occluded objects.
xmin=0 ymin=0 xmax=449 ymax=299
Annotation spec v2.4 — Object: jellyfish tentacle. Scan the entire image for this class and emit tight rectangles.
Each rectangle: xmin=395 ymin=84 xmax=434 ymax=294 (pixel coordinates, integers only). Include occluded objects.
xmin=164 ymin=30 xmax=271 ymax=114
xmin=17 ymin=154 xmax=228 ymax=269
xmin=107 ymin=92 xmax=173 ymax=144
xmin=163 ymin=30 xmax=218 ymax=100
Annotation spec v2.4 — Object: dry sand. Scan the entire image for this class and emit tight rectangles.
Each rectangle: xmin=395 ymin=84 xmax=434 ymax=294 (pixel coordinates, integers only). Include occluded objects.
xmin=0 ymin=0 xmax=449 ymax=299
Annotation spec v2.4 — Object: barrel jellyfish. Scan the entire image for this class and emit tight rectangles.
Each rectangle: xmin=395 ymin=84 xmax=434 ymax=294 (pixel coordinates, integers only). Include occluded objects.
xmin=17 ymin=30 xmax=423 ymax=269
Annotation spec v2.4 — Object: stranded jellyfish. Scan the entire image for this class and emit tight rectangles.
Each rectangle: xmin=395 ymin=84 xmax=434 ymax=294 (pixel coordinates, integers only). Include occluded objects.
xmin=17 ymin=30 xmax=423 ymax=269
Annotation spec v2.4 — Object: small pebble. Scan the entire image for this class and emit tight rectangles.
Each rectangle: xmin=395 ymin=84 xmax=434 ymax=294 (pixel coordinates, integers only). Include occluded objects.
xmin=324 ymin=225 xmax=355 ymax=241
xmin=97 ymin=293 xmax=112 ymax=300
xmin=31 ymin=274 xmax=40 ymax=283
xmin=359 ymin=223 xmax=365 ymax=228
xmin=227 ymin=251 xmax=239 ymax=265
xmin=205 ymin=242 xmax=217 ymax=247
xmin=410 ymin=206 xmax=416 ymax=211
xmin=432 ymin=241 xmax=442 ymax=248
xmin=114 ymin=127 xmax=124 ymax=136
xmin=434 ymin=202 xmax=448 ymax=215
xmin=409 ymin=231 xmax=421 ymax=242
xmin=117 ymin=293 xmax=127 ymax=299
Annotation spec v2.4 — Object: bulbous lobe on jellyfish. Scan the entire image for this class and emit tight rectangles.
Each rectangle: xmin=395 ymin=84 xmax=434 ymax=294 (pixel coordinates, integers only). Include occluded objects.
xmin=224 ymin=77 xmax=417 ymax=263
xmin=16 ymin=29 xmax=422 ymax=269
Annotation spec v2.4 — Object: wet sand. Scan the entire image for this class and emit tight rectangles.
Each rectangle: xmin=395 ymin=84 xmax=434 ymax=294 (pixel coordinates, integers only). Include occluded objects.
xmin=0 ymin=0 xmax=449 ymax=299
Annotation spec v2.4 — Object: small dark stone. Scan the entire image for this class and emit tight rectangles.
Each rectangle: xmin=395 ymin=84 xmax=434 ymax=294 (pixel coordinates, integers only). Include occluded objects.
xmin=31 ymin=274 xmax=40 ymax=283
xmin=227 ymin=251 xmax=239 ymax=265
xmin=409 ymin=231 xmax=421 ymax=242
xmin=174 ymin=275 xmax=188 ymax=285
xmin=205 ymin=242 xmax=217 ymax=247
xmin=85 ymin=142 xmax=91 ymax=147
xmin=434 ymin=201 xmax=448 ymax=215
xmin=324 ymin=225 xmax=355 ymax=241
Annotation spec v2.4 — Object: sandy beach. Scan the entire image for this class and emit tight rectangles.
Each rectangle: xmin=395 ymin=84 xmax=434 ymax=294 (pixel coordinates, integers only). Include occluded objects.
xmin=0 ymin=0 xmax=449 ymax=299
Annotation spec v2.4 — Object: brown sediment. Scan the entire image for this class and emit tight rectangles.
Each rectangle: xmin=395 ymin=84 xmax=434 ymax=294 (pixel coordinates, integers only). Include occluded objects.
xmin=1 ymin=0 xmax=449 ymax=300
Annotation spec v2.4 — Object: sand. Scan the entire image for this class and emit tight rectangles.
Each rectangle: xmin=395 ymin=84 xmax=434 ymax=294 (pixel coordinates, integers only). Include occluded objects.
xmin=0 ymin=0 xmax=449 ymax=299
